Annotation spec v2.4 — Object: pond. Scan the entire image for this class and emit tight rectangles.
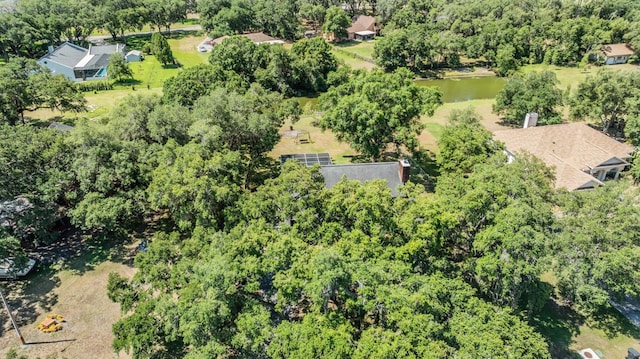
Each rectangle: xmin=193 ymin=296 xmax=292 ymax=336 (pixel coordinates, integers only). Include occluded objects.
xmin=415 ymin=76 xmax=505 ymax=103
xmin=296 ymin=76 xmax=506 ymax=109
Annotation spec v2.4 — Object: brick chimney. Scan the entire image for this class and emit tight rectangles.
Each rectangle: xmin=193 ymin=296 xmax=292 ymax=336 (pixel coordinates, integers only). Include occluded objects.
xmin=399 ymin=159 xmax=410 ymax=183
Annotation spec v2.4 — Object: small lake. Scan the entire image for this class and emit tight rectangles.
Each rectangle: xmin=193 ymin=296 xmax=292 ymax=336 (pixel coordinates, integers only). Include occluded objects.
xmin=415 ymin=76 xmax=505 ymax=103
xmin=297 ymin=76 xmax=506 ymax=109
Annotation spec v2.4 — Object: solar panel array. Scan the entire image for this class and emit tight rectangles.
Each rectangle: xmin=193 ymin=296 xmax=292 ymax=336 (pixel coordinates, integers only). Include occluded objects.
xmin=280 ymin=153 xmax=333 ymax=166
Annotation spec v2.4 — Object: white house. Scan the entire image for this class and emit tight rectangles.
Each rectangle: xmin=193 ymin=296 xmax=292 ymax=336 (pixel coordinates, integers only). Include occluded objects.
xmin=494 ymin=122 xmax=635 ymax=191
xmin=38 ymin=42 xmax=138 ymax=82
xmin=601 ymin=43 xmax=635 ymax=65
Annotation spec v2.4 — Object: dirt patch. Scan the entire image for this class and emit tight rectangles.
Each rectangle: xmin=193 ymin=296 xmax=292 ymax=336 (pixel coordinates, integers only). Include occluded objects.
xmin=0 ymin=241 xmax=138 ymax=358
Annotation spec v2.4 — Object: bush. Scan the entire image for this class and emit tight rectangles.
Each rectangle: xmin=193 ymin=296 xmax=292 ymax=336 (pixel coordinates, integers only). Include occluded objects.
xmin=142 ymin=41 xmax=152 ymax=55
xmin=76 ymin=81 xmax=113 ymax=92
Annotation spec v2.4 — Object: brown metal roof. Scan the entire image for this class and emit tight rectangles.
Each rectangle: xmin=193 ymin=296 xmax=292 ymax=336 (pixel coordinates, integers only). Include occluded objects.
xmin=494 ymin=123 xmax=635 ymax=190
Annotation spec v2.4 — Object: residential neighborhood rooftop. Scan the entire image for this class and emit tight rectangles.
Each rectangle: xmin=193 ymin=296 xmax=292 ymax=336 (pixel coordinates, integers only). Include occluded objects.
xmin=319 ymin=162 xmax=406 ymax=196
xmin=494 ymin=122 xmax=635 ymax=190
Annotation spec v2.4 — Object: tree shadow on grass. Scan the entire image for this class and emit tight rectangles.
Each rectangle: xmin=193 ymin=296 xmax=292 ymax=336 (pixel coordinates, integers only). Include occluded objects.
xmin=531 ymin=299 xmax=584 ymax=359
xmin=588 ymin=304 xmax=640 ymax=339
xmin=0 ymin=266 xmax=61 ymax=336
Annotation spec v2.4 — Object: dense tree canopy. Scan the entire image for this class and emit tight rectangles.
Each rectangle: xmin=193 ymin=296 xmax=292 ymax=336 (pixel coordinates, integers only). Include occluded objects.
xmin=319 ymin=68 xmax=441 ymax=160
xmin=437 ymin=107 xmax=503 ymax=174
xmin=569 ymin=69 xmax=640 ymax=136
xmin=109 ymin=161 xmax=553 ymax=358
xmin=493 ymin=71 xmax=563 ymax=126
xmin=209 ymin=36 xmax=337 ymax=96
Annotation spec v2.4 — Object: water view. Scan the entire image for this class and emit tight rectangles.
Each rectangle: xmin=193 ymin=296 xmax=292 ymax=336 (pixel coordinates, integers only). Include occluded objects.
xmin=415 ymin=76 xmax=505 ymax=103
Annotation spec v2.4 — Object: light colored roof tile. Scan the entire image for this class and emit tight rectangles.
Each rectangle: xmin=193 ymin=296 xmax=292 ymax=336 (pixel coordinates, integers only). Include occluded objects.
xmin=494 ymin=123 xmax=635 ymax=190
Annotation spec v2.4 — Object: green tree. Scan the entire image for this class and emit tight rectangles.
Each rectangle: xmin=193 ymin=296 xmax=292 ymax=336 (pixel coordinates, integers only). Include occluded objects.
xmin=150 ymin=32 xmax=175 ymax=65
xmin=493 ymin=70 xmax=563 ymax=126
xmin=569 ymin=69 xmax=640 ymax=136
xmin=323 ymin=6 xmax=350 ymax=41
xmin=147 ymin=142 xmax=245 ymax=231
xmin=253 ymin=0 xmax=300 ymax=41
xmin=553 ymin=182 xmax=640 ymax=314
xmin=0 ymin=58 xmax=86 ymax=124
xmin=107 ymin=53 xmax=133 ymax=83
xmin=208 ymin=35 xmax=258 ymax=81
xmin=437 ymin=107 xmax=503 ymax=174
xmin=290 ymin=37 xmax=338 ymax=93
xmin=319 ymin=68 xmax=441 ymax=160
xmin=162 ymin=64 xmax=247 ymax=107
xmin=198 ymin=0 xmax=254 ymax=36
xmin=495 ymin=44 xmax=519 ymax=76
xmin=144 ymin=0 xmax=188 ymax=33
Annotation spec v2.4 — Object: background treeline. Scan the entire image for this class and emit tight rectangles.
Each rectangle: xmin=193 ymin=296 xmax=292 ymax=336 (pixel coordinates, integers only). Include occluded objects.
xmin=375 ymin=0 xmax=640 ymax=75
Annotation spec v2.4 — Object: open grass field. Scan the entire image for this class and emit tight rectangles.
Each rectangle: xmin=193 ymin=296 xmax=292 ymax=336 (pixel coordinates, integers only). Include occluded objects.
xmin=335 ymin=41 xmax=375 ymax=59
xmin=0 ymin=235 xmax=138 ymax=359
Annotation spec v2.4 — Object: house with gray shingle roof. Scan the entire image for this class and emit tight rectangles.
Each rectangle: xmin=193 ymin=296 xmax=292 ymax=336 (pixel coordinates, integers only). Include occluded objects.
xmin=494 ymin=122 xmax=636 ymax=191
xmin=37 ymin=42 xmax=131 ymax=81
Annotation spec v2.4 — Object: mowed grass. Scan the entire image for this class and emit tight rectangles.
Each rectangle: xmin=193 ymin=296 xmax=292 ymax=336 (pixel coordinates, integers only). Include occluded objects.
xmin=269 ymin=115 xmax=356 ymax=164
xmin=335 ymin=41 xmax=376 ymax=59
xmin=0 ymin=243 xmax=137 ymax=359
xmin=331 ymin=49 xmax=377 ymax=70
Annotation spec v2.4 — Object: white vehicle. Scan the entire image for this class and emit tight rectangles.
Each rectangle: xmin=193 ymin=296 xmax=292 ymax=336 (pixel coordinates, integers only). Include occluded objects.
xmin=0 ymin=258 xmax=36 ymax=280
xmin=198 ymin=45 xmax=207 ymax=52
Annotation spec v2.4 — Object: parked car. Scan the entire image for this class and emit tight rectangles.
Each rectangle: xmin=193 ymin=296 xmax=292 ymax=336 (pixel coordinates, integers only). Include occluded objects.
xmin=0 ymin=258 xmax=36 ymax=280
xmin=198 ymin=45 xmax=207 ymax=52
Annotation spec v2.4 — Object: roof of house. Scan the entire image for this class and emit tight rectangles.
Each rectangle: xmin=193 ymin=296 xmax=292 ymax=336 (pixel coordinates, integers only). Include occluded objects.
xmin=602 ymin=43 xmax=635 ymax=57
xmin=212 ymin=32 xmax=282 ymax=45
xmin=347 ymin=15 xmax=377 ymax=34
xmin=39 ymin=42 xmax=88 ymax=68
xmin=48 ymin=122 xmax=74 ymax=132
xmin=89 ymin=43 xmax=125 ymax=55
xmin=319 ymin=162 xmax=403 ymax=196
xmin=126 ymin=50 xmax=142 ymax=56
xmin=39 ymin=42 xmax=125 ymax=70
xmin=493 ymin=122 xmax=635 ymax=190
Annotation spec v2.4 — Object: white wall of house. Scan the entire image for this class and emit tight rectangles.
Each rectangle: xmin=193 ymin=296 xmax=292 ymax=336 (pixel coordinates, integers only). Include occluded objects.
xmin=38 ymin=59 xmax=76 ymax=81
xmin=605 ymin=55 xmax=629 ymax=65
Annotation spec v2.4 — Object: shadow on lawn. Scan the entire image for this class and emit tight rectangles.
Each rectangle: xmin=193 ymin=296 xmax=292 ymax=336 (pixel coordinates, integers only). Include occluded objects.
xmin=531 ymin=299 xmax=584 ymax=359
xmin=531 ymin=298 xmax=640 ymax=358
xmin=0 ymin=267 xmax=61 ymax=336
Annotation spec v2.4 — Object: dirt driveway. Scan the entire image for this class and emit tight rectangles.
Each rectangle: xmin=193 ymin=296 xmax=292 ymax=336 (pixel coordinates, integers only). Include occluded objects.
xmin=0 ymin=235 xmax=138 ymax=359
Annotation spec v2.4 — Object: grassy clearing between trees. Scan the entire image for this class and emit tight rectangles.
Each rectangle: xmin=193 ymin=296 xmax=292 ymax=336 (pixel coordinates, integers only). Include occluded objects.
xmin=0 ymin=235 xmax=137 ymax=359
xmin=335 ymin=40 xmax=376 ymax=59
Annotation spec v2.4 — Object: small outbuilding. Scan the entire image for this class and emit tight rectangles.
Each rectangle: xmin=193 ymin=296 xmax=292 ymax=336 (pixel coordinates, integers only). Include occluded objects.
xmin=601 ymin=43 xmax=635 ymax=65
xmin=125 ymin=50 xmax=143 ymax=62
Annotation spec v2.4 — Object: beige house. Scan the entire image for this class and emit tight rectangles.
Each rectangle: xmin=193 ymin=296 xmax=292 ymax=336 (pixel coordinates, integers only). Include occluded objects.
xmin=601 ymin=43 xmax=635 ymax=65
xmin=494 ymin=123 xmax=635 ymax=191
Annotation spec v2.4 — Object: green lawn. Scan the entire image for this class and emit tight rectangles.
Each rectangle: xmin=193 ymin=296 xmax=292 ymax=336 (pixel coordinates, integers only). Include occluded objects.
xmin=335 ymin=41 xmax=376 ymax=59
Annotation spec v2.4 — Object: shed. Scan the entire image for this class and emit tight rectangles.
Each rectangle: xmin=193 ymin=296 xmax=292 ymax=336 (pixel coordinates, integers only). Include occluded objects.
xmin=125 ymin=50 xmax=143 ymax=62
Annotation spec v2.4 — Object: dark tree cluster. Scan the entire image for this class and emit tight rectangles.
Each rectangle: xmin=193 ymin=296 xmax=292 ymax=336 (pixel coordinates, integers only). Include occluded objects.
xmin=199 ymin=36 xmax=338 ymax=97
xmin=374 ymin=0 xmax=640 ymax=74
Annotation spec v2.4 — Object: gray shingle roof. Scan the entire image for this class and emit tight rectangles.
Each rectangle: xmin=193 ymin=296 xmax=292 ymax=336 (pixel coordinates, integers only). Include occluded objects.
xmin=319 ymin=162 xmax=403 ymax=196
xmin=39 ymin=42 xmax=88 ymax=68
